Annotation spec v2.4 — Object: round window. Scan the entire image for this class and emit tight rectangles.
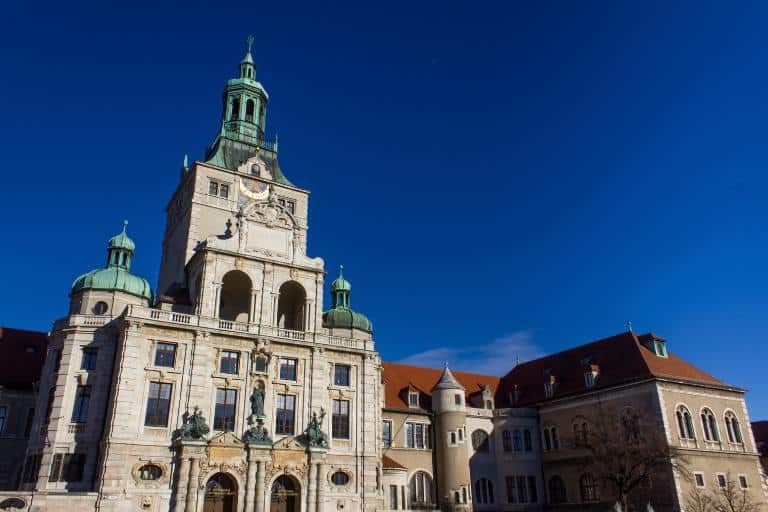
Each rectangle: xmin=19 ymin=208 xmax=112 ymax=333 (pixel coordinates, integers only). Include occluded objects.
xmin=331 ymin=471 xmax=349 ymax=486
xmin=93 ymin=301 xmax=109 ymax=315
xmin=138 ymin=464 xmax=162 ymax=481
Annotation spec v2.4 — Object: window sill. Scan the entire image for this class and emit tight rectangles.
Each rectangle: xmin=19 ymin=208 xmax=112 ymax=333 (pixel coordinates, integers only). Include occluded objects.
xmin=211 ymin=372 xmax=244 ymax=381
xmin=145 ymin=365 xmax=182 ymax=375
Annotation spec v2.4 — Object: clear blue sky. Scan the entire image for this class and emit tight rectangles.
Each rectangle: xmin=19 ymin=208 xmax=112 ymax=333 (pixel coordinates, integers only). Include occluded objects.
xmin=1 ymin=2 xmax=766 ymax=417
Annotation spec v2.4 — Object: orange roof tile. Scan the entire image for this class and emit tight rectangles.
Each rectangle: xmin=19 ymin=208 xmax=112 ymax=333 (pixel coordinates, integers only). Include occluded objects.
xmin=382 ymin=362 xmax=500 ymax=410
xmin=382 ymin=454 xmax=406 ymax=470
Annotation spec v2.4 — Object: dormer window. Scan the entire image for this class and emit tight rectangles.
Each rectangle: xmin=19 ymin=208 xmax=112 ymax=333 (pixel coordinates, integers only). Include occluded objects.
xmin=408 ymin=391 xmax=419 ymax=407
xmin=544 ymin=376 xmax=557 ymax=398
xmin=584 ymin=365 xmax=599 ymax=388
xmin=655 ymin=340 xmax=667 ymax=357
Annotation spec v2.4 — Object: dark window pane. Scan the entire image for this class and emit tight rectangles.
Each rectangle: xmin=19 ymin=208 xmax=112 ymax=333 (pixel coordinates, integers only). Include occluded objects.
xmin=154 ymin=343 xmax=176 ymax=367
xmin=276 ymin=394 xmax=295 ymax=435
xmin=334 ymin=364 xmax=350 ymax=386
xmin=81 ymin=348 xmax=98 ymax=370
xmin=332 ymin=399 xmax=350 ymax=439
xmin=279 ymin=358 xmax=297 ymax=381
xmin=71 ymin=385 xmax=91 ymax=423
xmin=145 ymin=382 xmax=172 ymax=427
xmin=220 ymin=351 xmax=239 ymax=374
xmin=214 ymin=388 xmax=237 ymax=431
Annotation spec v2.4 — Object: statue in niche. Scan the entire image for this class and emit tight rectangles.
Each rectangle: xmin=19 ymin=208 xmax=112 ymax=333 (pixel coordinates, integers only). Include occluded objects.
xmin=249 ymin=382 xmax=265 ymax=419
xmin=243 ymin=383 xmax=272 ymax=445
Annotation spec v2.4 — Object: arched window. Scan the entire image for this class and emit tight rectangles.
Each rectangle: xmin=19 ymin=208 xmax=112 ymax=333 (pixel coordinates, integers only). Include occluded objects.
xmin=676 ymin=406 xmax=695 ymax=439
xmin=579 ymin=473 xmax=599 ymax=502
xmin=548 ymin=476 xmax=566 ymax=504
xmin=523 ymin=429 xmax=533 ymax=451
xmin=472 ymin=430 xmax=490 ymax=452
xmin=277 ymin=281 xmax=307 ymax=331
xmin=245 ymin=99 xmax=255 ymax=123
xmin=551 ymin=427 xmax=559 ymax=450
xmin=724 ymin=412 xmax=743 ymax=444
xmin=543 ymin=428 xmax=552 ymax=451
xmin=474 ymin=478 xmax=494 ymax=505
xmin=138 ymin=464 xmax=162 ymax=480
xmin=231 ymin=97 xmax=240 ymax=120
xmin=409 ymin=471 xmax=434 ymax=509
xmin=502 ymin=430 xmax=512 ymax=452
xmin=701 ymin=408 xmax=719 ymax=442
xmin=513 ymin=429 xmax=522 ymax=451
xmin=219 ymin=270 xmax=253 ymax=322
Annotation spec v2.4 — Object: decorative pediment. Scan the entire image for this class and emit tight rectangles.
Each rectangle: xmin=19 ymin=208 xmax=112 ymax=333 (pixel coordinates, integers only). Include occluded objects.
xmin=208 ymin=432 xmax=243 ymax=447
xmin=241 ymin=199 xmax=295 ymax=230
xmin=272 ymin=436 xmax=305 ymax=451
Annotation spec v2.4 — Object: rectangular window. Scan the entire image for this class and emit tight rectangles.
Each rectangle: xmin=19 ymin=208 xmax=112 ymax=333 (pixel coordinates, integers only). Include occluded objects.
xmin=717 ymin=474 xmax=727 ymax=489
xmin=279 ymin=358 xmax=297 ymax=381
xmin=49 ymin=453 xmax=63 ymax=482
xmin=71 ymin=385 xmax=91 ymax=423
xmin=24 ymin=408 xmax=35 ymax=437
xmin=528 ymin=476 xmax=538 ymax=503
xmin=332 ymin=399 xmax=350 ymax=439
xmin=415 ymin=423 xmax=424 ymax=449
xmin=406 ymin=422 xmax=415 ymax=448
xmin=739 ymin=475 xmax=748 ymax=489
xmin=454 ymin=394 xmax=462 ymax=405
xmin=390 ymin=485 xmax=398 ymax=510
xmin=23 ymin=454 xmax=41 ymax=483
xmin=81 ymin=348 xmax=98 ymax=370
xmin=220 ymin=350 xmax=240 ymax=375
xmin=0 ymin=405 xmax=6 ymax=433
xmin=506 ymin=476 xmax=516 ymax=503
xmin=220 ymin=183 xmax=229 ymax=199
xmin=214 ymin=388 xmax=237 ymax=431
xmin=50 ymin=453 xmax=85 ymax=483
xmin=144 ymin=382 xmax=172 ymax=427
xmin=458 ymin=427 xmax=463 ymax=441
xmin=517 ymin=475 xmax=528 ymax=503
xmin=694 ymin=473 xmax=705 ymax=488
xmin=405 ymin=422 xmax=430 ymax=449
xmin=382 ymin=420 xmax=392 ymax=447
xmin=208 ymin=181 xmax=219 ymax=196
xmin=154 ymin=342 xmax=176 ymax=367
xmin=275 ymin=394 xmax=295 ymax=435
xmin=408 ymin=392 xmax=419 ymax=407
xmin=450 ymin=432 xmax=457 ymax=444
xmin=334 ymin=364 xmax=351 ymax=386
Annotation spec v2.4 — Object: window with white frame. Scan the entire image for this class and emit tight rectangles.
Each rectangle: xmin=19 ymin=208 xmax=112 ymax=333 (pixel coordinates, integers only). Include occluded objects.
xmin=738 ymin=475 xmax=748 ymax=489
xmin=333 ymin=364 xmax=351 ymax=387
xmin=701 ymin=408 xmax=720 ymax=442
xmin=409 ymin=471 xmax=434 ymax=508
xmin=408 ymin=391 xmax=419 ymax=407
xmin=676 ymin=405 xmax=696 ymax=439
xmin=716 ymin=474 xmax=727 ymax=489
xmin=382 ymin=420 xmax=392 ymax=447
xmin=405 ymin=422 xmax=432 ymax=449
xmin=694 ymin=472 xmax=705 ymax=488
xmin=278 ymin=358 xmax=297 ymax=381
xmin=724 ymin=411 xmax=743 ymax=444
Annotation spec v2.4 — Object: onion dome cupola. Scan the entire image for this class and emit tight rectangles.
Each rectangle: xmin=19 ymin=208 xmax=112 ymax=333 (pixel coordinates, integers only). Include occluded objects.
xmin=204 ymin=36 xmax=294 ymax=187
xmin=322 ymin=266 xmax=373 ymax=333
xmin=71 ymin=221 xmax=153 ymax=301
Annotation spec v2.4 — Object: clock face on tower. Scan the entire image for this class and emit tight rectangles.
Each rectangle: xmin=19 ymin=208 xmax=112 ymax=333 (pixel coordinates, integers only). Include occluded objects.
xmin=238 ymin=176 xmax=269 ymax=203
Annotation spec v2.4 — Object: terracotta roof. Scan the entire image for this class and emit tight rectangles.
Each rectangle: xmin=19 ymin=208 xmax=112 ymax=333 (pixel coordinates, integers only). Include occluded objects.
xmin=382 ymin=362 xmax=500 ymax=410
xmin=499 ymin=331 xmax=732 ymax=407
xmin=382 ymin=454 xmax=406 ymax=470
xmin=0 ymin=327 xmax=49 ymax=390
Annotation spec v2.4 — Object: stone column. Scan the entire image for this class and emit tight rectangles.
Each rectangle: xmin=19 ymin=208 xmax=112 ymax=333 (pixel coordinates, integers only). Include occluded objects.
xmin=213 ymin=283 xmax=222 ymax=318
xmin=255 ymin=460 xmax=266 ymax=512
xmin=185 ymin=456 xmax=200 ymax=512
xmin=307 ymin=462 xmax=318 ymax=512
xmin=245 ymin=448 xmax=258 ymax=512
xmin=250 ymin=288 xmax=259 ymax=324
xmin=173 ymin=456 xmax=190 ymax=512
xmin=316 ymin=462 xmax=326 ymax=512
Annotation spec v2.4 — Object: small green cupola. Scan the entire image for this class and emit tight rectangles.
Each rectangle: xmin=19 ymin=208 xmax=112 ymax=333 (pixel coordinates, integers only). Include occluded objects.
xmin=71 ymin=222 xmax=153 ymax=301
xmin=323 ymin=266 xmax=373 ymax=333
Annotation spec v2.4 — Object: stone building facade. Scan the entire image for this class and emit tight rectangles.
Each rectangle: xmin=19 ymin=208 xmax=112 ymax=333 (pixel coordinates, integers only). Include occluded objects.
xmin=0 ymin=44 xmax=765 ymax=512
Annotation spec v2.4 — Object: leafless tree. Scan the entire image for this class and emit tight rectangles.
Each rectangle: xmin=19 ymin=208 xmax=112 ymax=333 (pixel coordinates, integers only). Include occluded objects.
xmin=711 ymin=474 xmax=762 ymax=512
xmin=568 ymin=405 xmax=688 ymax=512
xmin=685 ymin=486 xmax=715 ymax=512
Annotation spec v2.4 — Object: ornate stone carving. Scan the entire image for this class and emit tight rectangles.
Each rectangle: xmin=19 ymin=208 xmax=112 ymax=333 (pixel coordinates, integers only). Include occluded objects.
xmin=174 ymin=407 xmax=210 ymax=441
xmin=304 ymin=409 xmax=329 ymax=449
xmin=130 ymin=460 xmax=170 ymax=488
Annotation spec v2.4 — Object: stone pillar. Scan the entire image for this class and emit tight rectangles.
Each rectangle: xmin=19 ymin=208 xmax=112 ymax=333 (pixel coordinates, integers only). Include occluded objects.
xmin=255 ymin=460 xmax=266 ymax=512
xmin=316 ymin=462 xmax=326 ymax=512
xmin=245 ymin=448 xmax=258 ymax=512
xmin=307 ymin=462 xmax=318 ymax=512
xmin=272 ymin=293 xmax=279 ymax=326
xmin=250 ymin=288 xmax=259 ymax=324
xmin=173 ymin=456 xmax=190 ymax=512
xmin=213 ymin=283 xmax=222 ymax=318
xmin=185 ymin=456 xmax=200 ymax=512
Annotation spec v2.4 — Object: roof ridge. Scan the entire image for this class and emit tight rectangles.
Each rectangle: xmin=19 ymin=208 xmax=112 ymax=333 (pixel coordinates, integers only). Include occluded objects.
xmin=511 ymin=331 xmax=637 ymax=371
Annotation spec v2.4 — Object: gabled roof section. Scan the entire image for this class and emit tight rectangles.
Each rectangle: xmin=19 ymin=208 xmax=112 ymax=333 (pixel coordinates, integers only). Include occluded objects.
xmin=0 ymin=327 xmax=48 ymax=390
xmin=499 ymin=331 xmax=733 ymax=407
xmin=382 ymin=362 xmax=500 ymax=410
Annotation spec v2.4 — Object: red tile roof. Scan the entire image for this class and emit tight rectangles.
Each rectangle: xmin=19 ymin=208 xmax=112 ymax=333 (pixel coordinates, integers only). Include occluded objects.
xmin=0 ymin=327 xmax=49 ymax=390
xmin=382 ymin=362 xmax=500 ymax=410
xmin=499 ymin=331 xmax=733 ymax=407
xmin=382 ymin=454 xmax=406 ymax=470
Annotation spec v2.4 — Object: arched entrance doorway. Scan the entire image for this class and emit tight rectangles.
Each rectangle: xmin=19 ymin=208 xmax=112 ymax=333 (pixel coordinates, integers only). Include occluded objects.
xmin=277 ymin=281 xmax=306 ymax=331
xmin=204 ymin=473 xmax=237 ymax=512
xmin=270 ymin=475 xmax=300 ymax=512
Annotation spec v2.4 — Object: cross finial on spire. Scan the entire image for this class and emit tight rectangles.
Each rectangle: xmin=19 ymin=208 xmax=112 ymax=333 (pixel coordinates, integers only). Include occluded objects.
xmin=122 ymin=220 xmax=128 ymax=233
xmin=246 ymin=35 xmax=254 ymax=53
xmin=443 ymin=361 xmax=449 ymax=369
xmin=626 ymin=320 xmax=633 ymax=332
xmin=339 ymin=264 xmax=344 ymax=277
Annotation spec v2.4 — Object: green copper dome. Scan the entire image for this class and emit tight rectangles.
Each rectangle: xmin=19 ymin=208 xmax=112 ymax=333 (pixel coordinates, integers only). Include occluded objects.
xmin=71 ymin=222 xmax=153 ymax=301
xmin=322 ymin=266 xmax=373 ymax=333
